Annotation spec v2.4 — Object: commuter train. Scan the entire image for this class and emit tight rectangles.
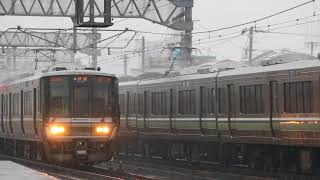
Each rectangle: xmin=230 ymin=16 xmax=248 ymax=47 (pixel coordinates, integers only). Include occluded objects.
xmin=118 ymin=59 xmax=320 ymax=173
xmin=0 ymin=68 xmax=119 ymax=165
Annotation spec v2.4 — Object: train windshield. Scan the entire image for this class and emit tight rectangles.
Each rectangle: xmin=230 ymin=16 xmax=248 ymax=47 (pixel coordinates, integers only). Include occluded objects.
xmin=48 ymin=76 xmax=70 ymax=117
xmin=47 ymin=75 xmax=118 ymax=118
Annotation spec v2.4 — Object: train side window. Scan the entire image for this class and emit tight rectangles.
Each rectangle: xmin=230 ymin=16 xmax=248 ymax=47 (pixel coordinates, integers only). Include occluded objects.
xmin=284 ymin=81 xmax=312 ymax=113
xmin=239 ymin=85 xmax=264 ymax=114
xmin=151 ymin=92 xmax=167 ymax=115
xmin=178 ymin=90 xmax=196 ymax=114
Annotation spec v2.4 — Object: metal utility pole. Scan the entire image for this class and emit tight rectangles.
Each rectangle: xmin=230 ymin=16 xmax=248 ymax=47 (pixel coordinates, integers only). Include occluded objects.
xmin=182 ymin=5 xmax=193 ymax=65
xmin=92 ymin=28 xmax=98 ymax=69
xmin=305 ymin=42 xmax=320 ymax=56
xmin=248 ymin=26 xmax=254 ymax=63
xmin=142 ymin=36 xmax=145 ymax=73
xmin=124 ymin=54 xmax=128 ymax=76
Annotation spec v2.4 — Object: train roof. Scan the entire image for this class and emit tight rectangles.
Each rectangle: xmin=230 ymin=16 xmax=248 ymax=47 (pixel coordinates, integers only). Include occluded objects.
xmin=0 ymin=69 xmax=116 ymax=86
xmin=120 ymin=59 xmax=320 ymax=86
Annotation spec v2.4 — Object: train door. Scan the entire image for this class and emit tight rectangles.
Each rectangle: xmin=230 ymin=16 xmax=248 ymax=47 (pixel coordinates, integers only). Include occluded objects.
xmin=270 ymin=81 xmax=280 ymax=138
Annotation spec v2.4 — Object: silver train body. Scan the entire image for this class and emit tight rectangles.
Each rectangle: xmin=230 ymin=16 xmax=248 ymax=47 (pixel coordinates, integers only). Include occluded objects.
xmin=0 ymin=69 xmax=119 ymax=164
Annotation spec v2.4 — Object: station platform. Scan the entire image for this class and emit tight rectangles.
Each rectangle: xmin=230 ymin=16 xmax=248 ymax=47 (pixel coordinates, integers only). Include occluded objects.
xmin=0 ymin=161 xmax=57 ymax=180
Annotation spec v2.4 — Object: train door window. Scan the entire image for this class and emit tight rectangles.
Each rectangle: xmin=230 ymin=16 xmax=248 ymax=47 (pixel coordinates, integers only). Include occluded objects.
xmin=200 ymin=87 xmax=206 ymax=114
xmin=256 ymin=85 xmax=263 ymax=113
xmin=0 ymin=94 xmax=3 ymax=133
xmin=20 ymin=91 xmax=25 ymax=134
xmin=227 ymin=85 xmax=235 ymax=114
xmin=240 ymin=86 xmax=245 ymax=114
xmin=9 ymin=93 xmax=13 ymax=134
xmin=137 ymin=93 xmax=144 ymax=115
xmin=270 ymin=81 xmax=278 ymax=113
xmin=290 ymin=83 xmax=297 ymax=113
xmin=170 ymin=89 xmax=175 ymax=116
xmin=303 ymin=82 xmax=312 ymax=113
xmin=296 ymin=82 xmax=303 ymax=113
xmin=284 ymin=81 xmax=312 ymax=113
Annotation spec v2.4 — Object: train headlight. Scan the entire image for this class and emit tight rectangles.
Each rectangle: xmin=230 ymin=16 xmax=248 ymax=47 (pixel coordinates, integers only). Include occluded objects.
xmin=48 ymin=124 xmax=65 ymax=136
xmin=95 ymin=126 xmax=110 ymax=135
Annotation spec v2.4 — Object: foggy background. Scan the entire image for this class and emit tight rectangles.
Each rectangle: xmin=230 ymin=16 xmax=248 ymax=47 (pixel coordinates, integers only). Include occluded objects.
xmin=0 ymin=0 xmax=319 ymax=76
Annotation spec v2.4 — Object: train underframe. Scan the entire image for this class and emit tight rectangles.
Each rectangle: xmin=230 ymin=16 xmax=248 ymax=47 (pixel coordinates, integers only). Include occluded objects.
xmin=0 ymin=137 xmax=113 ymax=165
xmin=115 ymin=134 xmax=320 ymax=174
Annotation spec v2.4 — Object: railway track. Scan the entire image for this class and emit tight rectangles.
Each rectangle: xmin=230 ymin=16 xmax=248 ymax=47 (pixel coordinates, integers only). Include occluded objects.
xmin=0 ymin=153 xmax=156 ymax=180
xmin=111 ymin=154 xmax=320 ymax=180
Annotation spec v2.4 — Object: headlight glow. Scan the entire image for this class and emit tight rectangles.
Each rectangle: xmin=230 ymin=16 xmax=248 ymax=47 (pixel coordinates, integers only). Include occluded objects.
xmin=96 ymin=126 xmax=110 ymax=134
xmin=48 ymin=125 xmax=65 ymax=135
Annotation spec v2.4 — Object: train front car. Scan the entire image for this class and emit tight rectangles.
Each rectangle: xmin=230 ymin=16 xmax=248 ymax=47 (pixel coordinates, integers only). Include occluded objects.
xmin=41 ymin=71 xmax=119 ymax=164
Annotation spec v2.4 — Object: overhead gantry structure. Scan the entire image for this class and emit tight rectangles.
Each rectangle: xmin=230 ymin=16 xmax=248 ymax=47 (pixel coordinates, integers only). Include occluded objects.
xmin=0 ymin=0 xmax=194 ymax=67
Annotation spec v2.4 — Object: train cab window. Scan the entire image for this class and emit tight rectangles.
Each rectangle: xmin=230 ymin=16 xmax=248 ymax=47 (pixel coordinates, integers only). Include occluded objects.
xmin=151 ymin=92 xmax=167 ymax=115
xmin=239 ymin=85 xmax=264 ymax=114
xmin=178 ymin=90 xmax=196 ymax=114
xmin=284 ymin=81 xmax=312 ymax=113
xmin=48 ymin=76 xmax=70 ymax=117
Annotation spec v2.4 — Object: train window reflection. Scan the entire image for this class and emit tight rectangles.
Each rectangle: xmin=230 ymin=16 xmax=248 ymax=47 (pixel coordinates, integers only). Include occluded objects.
xmin=48 ymin=76 xmax=69 ymax=117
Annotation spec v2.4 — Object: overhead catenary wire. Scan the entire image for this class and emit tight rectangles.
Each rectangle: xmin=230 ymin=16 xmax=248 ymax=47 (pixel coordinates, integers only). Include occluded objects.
xmin=191 ymin=0 xmax=316 ymax=35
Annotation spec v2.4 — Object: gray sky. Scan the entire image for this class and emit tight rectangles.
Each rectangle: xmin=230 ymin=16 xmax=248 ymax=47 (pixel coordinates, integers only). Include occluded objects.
xmin=0 ymin=0 xmax=319 ymax=75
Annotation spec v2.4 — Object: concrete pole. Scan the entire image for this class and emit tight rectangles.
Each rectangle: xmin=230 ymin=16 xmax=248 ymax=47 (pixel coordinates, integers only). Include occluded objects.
xmin=142 ymin=36 xmax=145 ymax=73
xmin=124 ymin=54 xmax=128 ymax=76
xmin=72 ymin=19 xmax=77 ymax=64
xmin=248 ymin=27 xmax=254 ymax=63
xmin=92 ymin=28 xmax=98 ymax=69
xmin=6 ymin=47 xmax=11 ymax=71
xmin=310 ymin=42 xmax=314 ymax=56
xmin=12 ymin=47 xmax=16 ymax=70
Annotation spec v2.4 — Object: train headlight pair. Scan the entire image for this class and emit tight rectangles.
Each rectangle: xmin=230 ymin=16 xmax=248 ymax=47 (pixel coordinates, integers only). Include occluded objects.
xmin=47 ymin=124 xmax=66 ymax=136
xmin=95 ymin=125 xmax=110 ymax=135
